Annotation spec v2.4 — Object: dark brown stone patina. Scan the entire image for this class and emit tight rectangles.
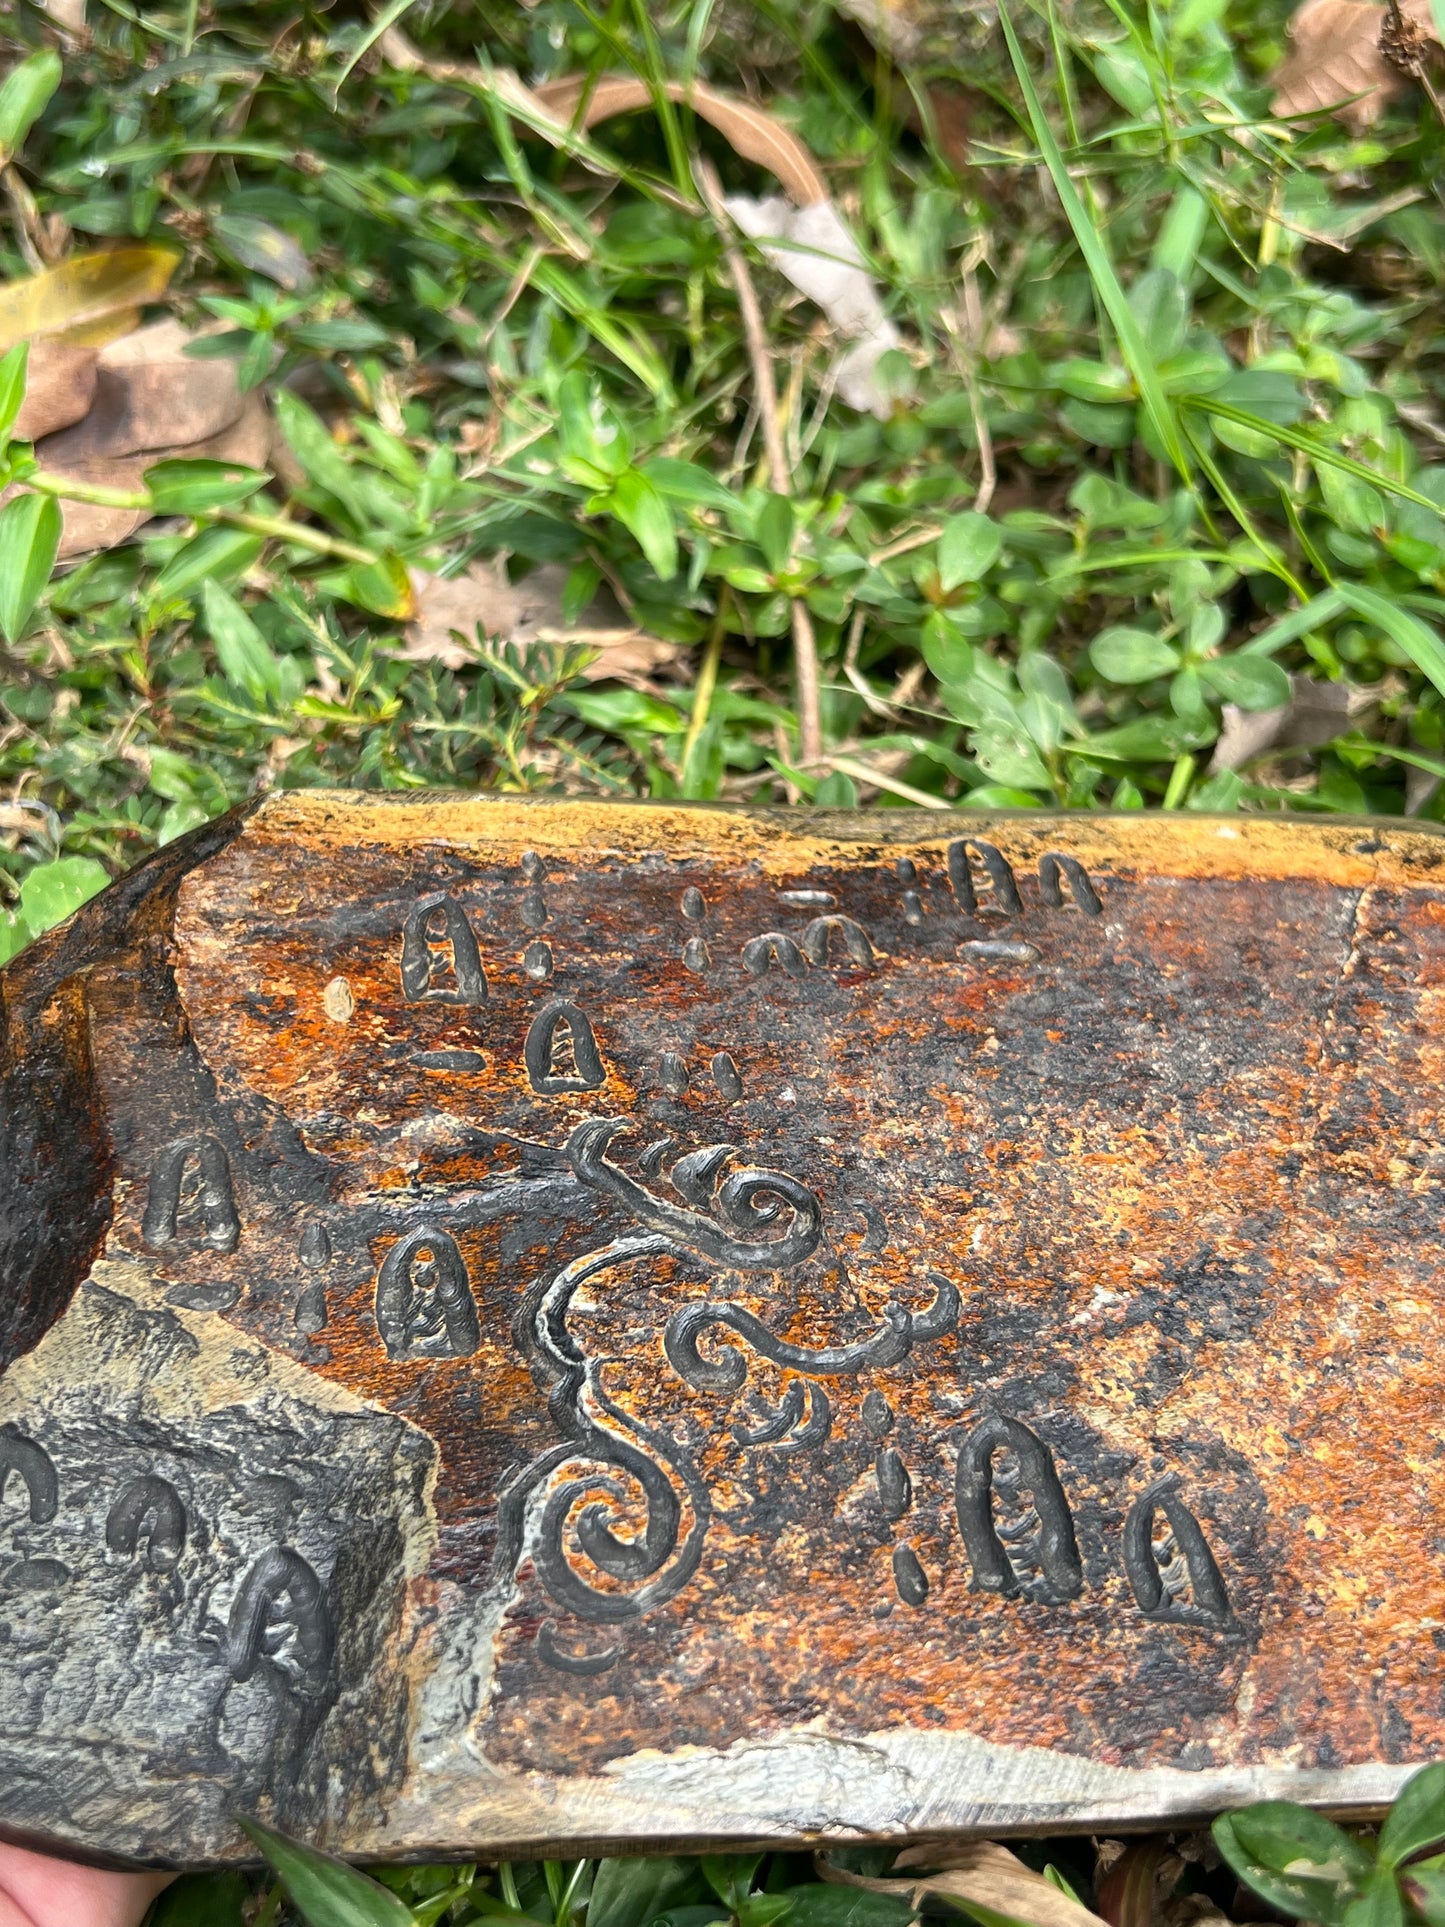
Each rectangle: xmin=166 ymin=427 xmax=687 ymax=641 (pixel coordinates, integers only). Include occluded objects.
xmin=1 ymin=795 xmax=1443 ymax=1865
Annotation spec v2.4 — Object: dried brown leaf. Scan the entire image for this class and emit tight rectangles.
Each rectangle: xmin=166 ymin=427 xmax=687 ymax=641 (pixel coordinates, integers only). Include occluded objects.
xmin=1269 ymin=0 xmax=1437 ymax=127
xmin=531 ymin=74 xmax=827 ymax=204
xmin=404 ymin=559 xmax=680 ymax=683
xmin=0 ymin=245 xmax=180 ymax=353
xmin=14 ymin=339 xmax=97 ymax=442
xmin=1208 ymin=674 xmax=1369 ymax=772
xmin=822 ymin=1842 xmax=1110 ymax=1927
xmin=40 ymin=390 xmax=271 ymax=559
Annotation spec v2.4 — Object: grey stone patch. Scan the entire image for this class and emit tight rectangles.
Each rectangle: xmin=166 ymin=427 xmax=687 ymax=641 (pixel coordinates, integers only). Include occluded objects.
xmin=0 ymin=1260 xmax=437 ymax=1862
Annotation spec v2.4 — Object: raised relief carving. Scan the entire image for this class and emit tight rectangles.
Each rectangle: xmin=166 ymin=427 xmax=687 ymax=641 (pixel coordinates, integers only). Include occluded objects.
xmin=375 ymin=1226 xmax=482 ymax=1361
xmin=142 ymin=1135 xmax=240 ymax=1254
xmin=948 ymin=838 xmax=1023 ymax=917
xmin=0 ymin=1426 xmax=58 ymax=1524
xmin=400 ymin=895 xmax=487 ymax=1004
xmin=106 ymin=1475 xmax=186 ymax=1571
xmin=896 ymin=857 xmax=925 ymax=926
xmin=659 ymin=1052 xmax=688 ymax=1096
xmin=892 ymin=1544 xmax=928 ymax=1606
xmin=1123 ymin=1475 xmax=1232 ymax=1629
xmin=523 ymin=940 xmax=553 ymax=982
xmin=711 ymin=1051 xmax=743 ymax=1102
xmin=1039 ymin=852 xmax=1103 ymax=916
xmin=525 ymin=1001 xmax=606 ymax=1094
xmin=955 ymin=1414 xmax=1083 ymax=1605
xmin=298 ymin=1222 xmax=331 ymax=1266
xmin=876 ymin=1446 xmax=912 ymax=1520
xmin=801 ymin=915 xmax=875 ymax=968
xmin=520 ymin=850 xmax=548 ymax=930
xmin=742 ymin=932 xmax=807 ymax=979
xmin=226 ymin=1546 xmax=333 ymax=1700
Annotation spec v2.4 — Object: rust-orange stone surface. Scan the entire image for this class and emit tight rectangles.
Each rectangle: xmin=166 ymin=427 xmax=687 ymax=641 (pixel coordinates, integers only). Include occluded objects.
xmin=2 ymin=795 xmax=1444 ymax=1865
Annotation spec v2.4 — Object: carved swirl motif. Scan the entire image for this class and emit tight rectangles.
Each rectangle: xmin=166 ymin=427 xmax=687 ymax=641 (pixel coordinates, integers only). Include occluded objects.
xmin=500 ymin=1119 xmax=959 ymax=1664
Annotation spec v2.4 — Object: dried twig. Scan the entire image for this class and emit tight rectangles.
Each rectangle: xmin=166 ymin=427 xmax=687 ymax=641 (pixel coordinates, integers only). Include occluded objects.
xmin=696 ymin=155 xmax=823 ymax=766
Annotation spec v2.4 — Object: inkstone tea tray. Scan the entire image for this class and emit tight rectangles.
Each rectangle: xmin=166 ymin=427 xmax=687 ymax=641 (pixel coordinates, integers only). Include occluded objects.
xmin=2 ymin=795 xmax=1445 ymax=1867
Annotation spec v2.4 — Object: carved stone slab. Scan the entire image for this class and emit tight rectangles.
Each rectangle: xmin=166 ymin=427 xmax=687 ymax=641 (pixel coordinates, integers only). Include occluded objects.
xmin=3 ymin=797 xmax=1445 ymax=1866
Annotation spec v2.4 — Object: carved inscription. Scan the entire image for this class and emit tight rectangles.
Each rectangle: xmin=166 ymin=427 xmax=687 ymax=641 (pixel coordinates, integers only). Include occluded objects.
xmin=376 ymin=1227 xmax=481 ymax=1361
xmin=226 ymin=1545 xmax=332 ymax=1700
xmin=525 ymin=1001 xmax=606 ymax=1094
xmin=956 ymin=1415 xmax=1084 ymax=1605
xmin=142 ymin=1135 xmax=240 ymax=1254
xmin=0 ymin=1426 xmax=57 ymax=1523
xmin=400 ymin=895 xmax=486 ymax=1004
xmin=1124 ymin=1475 xmax=1232 ymax=1628
xmin=106 ymin=1475 xmax=186 ymax=1571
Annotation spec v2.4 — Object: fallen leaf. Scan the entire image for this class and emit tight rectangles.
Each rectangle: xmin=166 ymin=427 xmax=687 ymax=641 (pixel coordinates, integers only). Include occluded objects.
xmin=722 ymin=193 xmax=902 ymax=415
xmin=44 ymin=317 xmax=251 ymax=458
xmin=210 ymin=213 xmax=315 ymax=293
xmin=0 ymin=244 xmax=180 ymax=353
xmin=404 ymin=559 xmax=680 ymax=684
xmin=1270 ymin=0 xmax=1436 ymax=128
xmin=371 ymin=29 xmax=829 ymax=208
xmin=822 ymin=1842 xmax=1111 ymax=1927
xmin=1209 ymin=673 xmax=1370 ymax=771
xmin=39 ymin=390 xmax=271 ymax=559
xmin=532 ymin=74 xmax=828 ymax=206
xmin=14 ymin=339 xmax=97 ymax=441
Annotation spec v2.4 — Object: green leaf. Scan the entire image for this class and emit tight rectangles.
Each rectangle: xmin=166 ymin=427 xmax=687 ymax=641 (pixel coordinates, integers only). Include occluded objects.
xmin=0 ymin=50 xmax=61 ymax=165
xmin=1214 ymin=1805 xmax=1373 ymax=1927
xmin=17 ymin=855 xmax=109 ymax=935
xmin=1091 ymin=626 xmax=1180 ymax=683
xmin=1337 ymin=584 xmax=1445 ymax=702
xmin=1084 ymin=716 xmax=1212 ymax=760
xmin=149 ymin=1871 xmax=250 ymax=1927
xmin=754 ymin=494 xmax=797 ymax=576
xmin=236 ymin=1817 xmax=416 ymax=1927
xmin=1199 ymin=655 xmax=1291 ymax=710
xmin=702 ymin=1858 xmax=766 ymax=1914
xmin=1128 ymin=268 xmax=1189 ymax=360
xmin=998 ymin=0 xmax=1192 ymax=485
xmin=641 ymin=458 xmax=739 ymax=515
xmin=1380 ymin=1763 xmax=1445 ymax=1868
xmin=588 ymin=1858 xmax=700 ymax=1927
xmin=1342 ymin=1868 xmax=1406 ymax=1927
xmin=203 ymin=580 xmax=284 ymax=703
xmin=211 ymin=212 xmax=315 ymax=290
xmin=153 ymin=526 xmax=264 ymax=602
xmin=938 ymin=511 xmax=1003 ymax=590
xmin=144 ymin=458 xmax=270 ymax=513
xmin=608 ymin=469 xmax=678 ymax=581
xmin=0 ymin=340 xmax=28 ymax=446
xmin=779 ymin=1887 xmax=916 ymax=1927
xmin=1405 ymin=1867 xmax=1445 ymax=1927
xmin=921 ymin=609 xmax=976 ymax=683
xmin=0 ymin=490 xmax=60 ymax=643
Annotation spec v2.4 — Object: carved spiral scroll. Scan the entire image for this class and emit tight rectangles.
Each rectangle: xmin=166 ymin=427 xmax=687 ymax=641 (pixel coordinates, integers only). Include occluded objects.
xmin=568 ymin=1118 xmax=823 ymax=1271
xmin=665 ymin=1271 xmax=960 ymax=1394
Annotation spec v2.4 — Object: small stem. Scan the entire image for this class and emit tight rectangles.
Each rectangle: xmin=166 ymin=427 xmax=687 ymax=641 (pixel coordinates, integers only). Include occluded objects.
xmin=25 ymin=474 xmax=378 ymax=565
xmin=1162 ymin=752 xmax=1196 ymax=809
xmin=790 ymin=597 xmax=823 ymax=768
xmin=681 ymin=588 xmax=729 ymax=787
xmin=822 ymin=753 xmax=951 ymax=810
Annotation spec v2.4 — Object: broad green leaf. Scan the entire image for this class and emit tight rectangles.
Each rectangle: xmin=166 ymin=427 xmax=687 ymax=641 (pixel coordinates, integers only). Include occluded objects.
xmin=641 ymin=458 xmax=740 ymax=515
xmin=1199 ymin=655 xmax=1292 ymax=710
xmin=203 ymin=580 xmax=284 ymax=703
xmin=1084 ymin=716 xmax=1212 ymax=760
xmin=0 ymin=490 xmax=60 ymax=642
xmin=1337 ymin=584 xmax=1445 ymax=702
xmin=938 ymin=511 xmax=1003 ymax=590
xmin=153 ymin=526 xmax=264 ymax=602
xmin=17 ymin=855 xmax=109 ymax=935
xmin=702 ymin=1858 xmax=766 ymax=1913
xmin=0 ymin=50 xmax=61 ymax=165
xmin=921 ymin=610 xmax=975 ymax=683
xmin=149 ymin=1871 xmax=249 ymax=1927
xmin=779 ymin=1886 xmax=916 ymax=1927
xmin=324 ymin=550 xmax=414 ymax=619
xmin=1049 ymin=358 xmax=1134 ymax=404
xmin=1380 ymin=1763 xmax=1445 ymax=1867
xmin=754 ymin=494 xmax=796 ymax=576
xmin=1129 ymin=268 xmax=1189 ymax=361
xmin=608 ymin=469 xmax=678 ymax=581
xmin=1090 ymin=626 xmax=1180 ymax=683
xmin=1342 ymin=1867 xmax=1406 ymax=1927
xmin=1214 ymin=1805 xmax=1372 ymax=1927
xmin=999 ymin=0 xmax=1192 ymax=485
xmin=144 ymin=458 xmax=270 ymax=514
xmin=588 ymin=1858 xmax=700 ymax=1927
xmin=237 ymin=1817 xmax=416 ymax=1927
xmin=0 ymin=340 xmax=28 ymax=445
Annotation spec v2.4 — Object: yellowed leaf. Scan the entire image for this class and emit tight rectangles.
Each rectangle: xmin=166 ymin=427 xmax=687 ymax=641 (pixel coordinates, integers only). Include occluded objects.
xmin=532 ymin=74 xmax=827 ymax=205
xmin=1269 ymin=0 xmax=1436 ymax=127
xmin=0 ymin=245 xmax=181 ymax=353
xmin=820 ymin=1842 xmax=1111 ymax=1927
